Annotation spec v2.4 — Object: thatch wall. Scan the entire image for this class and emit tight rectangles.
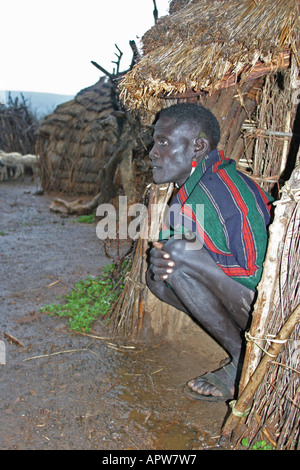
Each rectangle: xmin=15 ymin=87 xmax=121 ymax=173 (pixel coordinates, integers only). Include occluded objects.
xmin=243 ymin=167 xmax=300 ymax=450
xmin=222 ymin=162 xmax=300 ymax=449
xmin=243 ymin=63 xmax=300 ymax=196
xmin=36 ymin=77 xmax=118 ymax=195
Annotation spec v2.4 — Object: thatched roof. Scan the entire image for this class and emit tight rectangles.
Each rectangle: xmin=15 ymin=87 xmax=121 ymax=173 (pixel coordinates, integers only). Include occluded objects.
xmin=36 ymin=77 xmax=118 ymax=194
xmin=119 ymin=0 xmax=299 ymax=113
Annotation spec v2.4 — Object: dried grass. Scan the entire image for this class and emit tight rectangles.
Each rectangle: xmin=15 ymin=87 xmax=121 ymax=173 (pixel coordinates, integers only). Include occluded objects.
xmin=119 ymin=0 xmax=299 ymax=113
xmin=0 ymin=94 xmax=38 ymax=155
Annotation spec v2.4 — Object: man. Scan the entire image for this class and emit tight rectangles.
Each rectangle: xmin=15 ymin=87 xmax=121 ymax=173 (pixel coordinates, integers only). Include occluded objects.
xmin=146 ymin=103 xmax=273 ymax=402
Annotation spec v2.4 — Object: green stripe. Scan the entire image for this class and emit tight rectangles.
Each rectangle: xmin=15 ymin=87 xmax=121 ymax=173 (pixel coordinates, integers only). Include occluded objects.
xmin=186 ymin=185 xmax=231 ymax=254
xmin=221 ymin=163 xmax=269 ymax=266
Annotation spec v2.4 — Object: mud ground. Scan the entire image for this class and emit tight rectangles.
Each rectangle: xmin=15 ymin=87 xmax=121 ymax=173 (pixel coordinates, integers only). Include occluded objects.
xmin=0 ymin=178 xmax=233 ymax=451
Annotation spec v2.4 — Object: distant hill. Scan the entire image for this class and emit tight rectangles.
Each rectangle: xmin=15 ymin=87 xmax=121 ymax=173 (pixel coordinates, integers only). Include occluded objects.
xmin=1 ymin=90 xmax=74 ymax=120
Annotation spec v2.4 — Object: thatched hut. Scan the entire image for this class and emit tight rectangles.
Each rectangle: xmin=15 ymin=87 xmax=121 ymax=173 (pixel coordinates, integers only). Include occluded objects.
xmin=112 ymin=0 xmax=300 ymax=450
xmin=36 ymin=77 xmax=116 ymax=195
xmin=36 ymin=76 xmax=151 ymax=206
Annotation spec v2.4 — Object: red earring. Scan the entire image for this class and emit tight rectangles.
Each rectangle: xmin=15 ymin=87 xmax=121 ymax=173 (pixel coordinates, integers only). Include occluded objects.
xmin=190 ymin=157 xmax=197 ymax=175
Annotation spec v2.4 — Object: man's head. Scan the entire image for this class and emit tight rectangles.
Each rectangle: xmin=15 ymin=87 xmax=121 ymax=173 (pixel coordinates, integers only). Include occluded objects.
xmin=158 ymin=103 xmax=220 ymax=149
xmin=149 ymin=103 xmax=220 ymax=186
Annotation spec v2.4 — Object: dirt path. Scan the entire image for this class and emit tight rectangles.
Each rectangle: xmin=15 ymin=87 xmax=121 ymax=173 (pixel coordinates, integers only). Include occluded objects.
xmin=0 ymin=178 xmax=231 ymax=450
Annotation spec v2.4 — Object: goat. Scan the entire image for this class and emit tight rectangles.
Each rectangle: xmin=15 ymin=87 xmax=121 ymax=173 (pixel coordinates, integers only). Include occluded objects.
xmin=21 ymin=154 xmax=40 ymax=179
xmin=0 ymin=152 xmax=24 ymax=180
xmin=0 ymin=151 xmax=40 ymax=181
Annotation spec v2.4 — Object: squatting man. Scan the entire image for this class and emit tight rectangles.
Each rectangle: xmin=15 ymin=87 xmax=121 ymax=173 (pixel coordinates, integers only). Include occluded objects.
xmin=146 ymin=103 xmax=273 ymax=402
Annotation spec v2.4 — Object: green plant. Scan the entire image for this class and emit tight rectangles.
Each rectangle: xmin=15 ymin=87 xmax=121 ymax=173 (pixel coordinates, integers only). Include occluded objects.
xmin=73 ymin=214 xmax=96 ymax=224
xmin=241 ymin=438 xmax=275 ymax=450
xmin=40 ymin=260 xmax=130 ymax=332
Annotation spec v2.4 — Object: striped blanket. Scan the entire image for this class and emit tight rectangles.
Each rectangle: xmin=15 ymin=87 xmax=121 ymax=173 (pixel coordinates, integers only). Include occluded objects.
xmin=159 ymin=149 xmax=273 ymax=291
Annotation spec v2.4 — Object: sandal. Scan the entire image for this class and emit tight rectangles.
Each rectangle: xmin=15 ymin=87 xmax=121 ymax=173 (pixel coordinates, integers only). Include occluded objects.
xmin=184 ymin=362 xmax=237 ymax=403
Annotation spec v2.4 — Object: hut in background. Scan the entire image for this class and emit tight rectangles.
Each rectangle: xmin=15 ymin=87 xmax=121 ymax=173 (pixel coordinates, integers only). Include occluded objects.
xmin=112 ymin=0 xmax=300 ymax=450
xmin=36 ymin=75 xmax=152 ymax=209
xmin=36 ymin=77 xmax=116 ymax=195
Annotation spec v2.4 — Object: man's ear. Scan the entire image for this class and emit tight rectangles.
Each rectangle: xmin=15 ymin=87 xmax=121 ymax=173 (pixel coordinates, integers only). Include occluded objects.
xmin=194 ymin=137 xmax=211 ymax=156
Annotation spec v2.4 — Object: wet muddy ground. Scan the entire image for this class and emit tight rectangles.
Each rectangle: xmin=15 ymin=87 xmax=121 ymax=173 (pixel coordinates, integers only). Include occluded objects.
xmin=0 ymin=178 xmax=232 ymax=450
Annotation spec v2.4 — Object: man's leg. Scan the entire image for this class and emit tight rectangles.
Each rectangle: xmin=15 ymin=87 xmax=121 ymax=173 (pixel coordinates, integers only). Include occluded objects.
xmin=146 ymin=237 xmax=255 ymax=399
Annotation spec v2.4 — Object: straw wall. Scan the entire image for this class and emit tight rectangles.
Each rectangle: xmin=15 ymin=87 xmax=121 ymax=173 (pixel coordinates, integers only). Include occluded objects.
xmin=242 ymin=62 xmax=300 ymax=197
xmin=244 ymin=176 xmax=300 ymax=450
xmin=221 ymin=163 xmax=300 ymax=450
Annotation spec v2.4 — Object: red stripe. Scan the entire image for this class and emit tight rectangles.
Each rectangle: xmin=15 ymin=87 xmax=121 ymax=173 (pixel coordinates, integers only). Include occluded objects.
xmin=178 ymin=186 xmax=188 ymax=205
xmin=214 ymin=160 xmax=221 ymax=172
xmin=220 ymin=265 xmax=254 ymax=277
xmin=217 ymin=169 xmax=258 ymax=276
xmin=219 ymin=150 xmax=225 ymax=160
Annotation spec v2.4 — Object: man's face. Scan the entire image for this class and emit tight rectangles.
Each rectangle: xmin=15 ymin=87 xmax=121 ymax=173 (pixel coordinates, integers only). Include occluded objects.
xmin=149 ymin=117 xmax=197 ymax=187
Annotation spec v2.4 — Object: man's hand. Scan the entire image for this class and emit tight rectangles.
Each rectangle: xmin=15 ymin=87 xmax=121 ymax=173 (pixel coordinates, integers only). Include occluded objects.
xmin=149 ymin=241 xmax=175 ymax=281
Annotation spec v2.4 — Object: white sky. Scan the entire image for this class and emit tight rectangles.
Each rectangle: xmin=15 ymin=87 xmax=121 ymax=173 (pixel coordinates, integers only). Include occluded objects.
xmin=1 ymin=0 xmax=170 ymax=95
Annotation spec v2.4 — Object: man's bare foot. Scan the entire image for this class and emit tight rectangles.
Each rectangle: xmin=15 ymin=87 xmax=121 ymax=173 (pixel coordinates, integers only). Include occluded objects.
xmin=185 ymin=362 xmax=237 ymax=402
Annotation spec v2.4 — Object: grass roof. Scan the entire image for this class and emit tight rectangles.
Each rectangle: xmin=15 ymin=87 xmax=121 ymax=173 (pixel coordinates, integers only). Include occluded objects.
xmin=119 ymin=0 xmax=299 ymax=112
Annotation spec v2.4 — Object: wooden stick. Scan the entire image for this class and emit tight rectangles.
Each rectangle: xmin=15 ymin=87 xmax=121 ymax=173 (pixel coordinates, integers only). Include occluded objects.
xmin=23 ymin=348 xmax=98 ymax=361
xmin=4 ymin=332 xmax=24 ymax=347
xmin=91 ymin=61 xmax=114 ymax=80
xmin=222 ymin=304 xmax=300 ymax=438
xmin=238 ymin=186 xmax=290 ymax=389
xmin=153 ymin=0 xmax=158 ymax=24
